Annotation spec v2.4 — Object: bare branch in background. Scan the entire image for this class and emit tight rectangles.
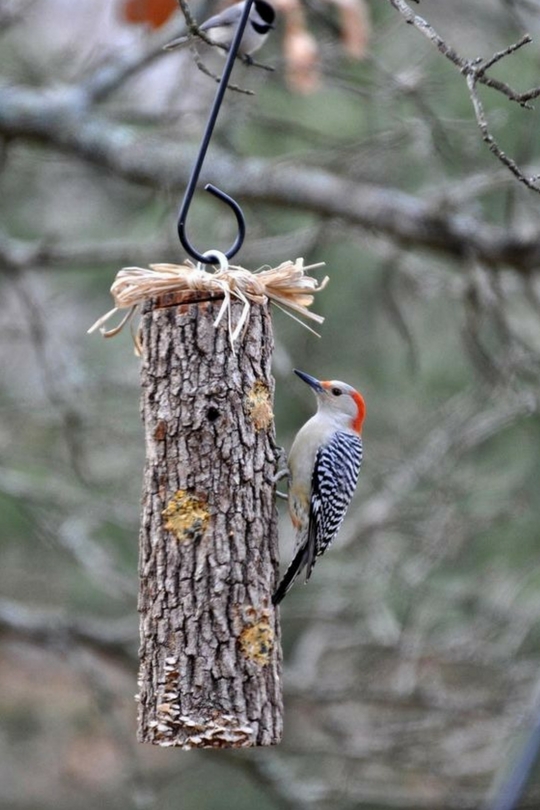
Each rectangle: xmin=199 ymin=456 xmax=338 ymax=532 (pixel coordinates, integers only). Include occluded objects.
xmin=466 ymin=68 xmax=540 ymax=193
xmin=173 ymin=0 xmax=274 ymax=70
xmin=388 ymin=0 xmax=540 ymax=190
xmin=190 ymin=46 xmax=257 ymax=94
xmin=3 ymin=86 xmax=540 ymax=270
xmin=343 ymin=384 xmax=537 ymax=545
xmin=0 ymin=231 xmax=174 ymax=270
xmin=0 ymin=599 xmax=137 ymax=664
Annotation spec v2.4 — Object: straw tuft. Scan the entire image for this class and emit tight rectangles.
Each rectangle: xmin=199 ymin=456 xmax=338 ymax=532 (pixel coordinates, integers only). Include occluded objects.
xmin=88 ymin=258 xmax=329 ymax=348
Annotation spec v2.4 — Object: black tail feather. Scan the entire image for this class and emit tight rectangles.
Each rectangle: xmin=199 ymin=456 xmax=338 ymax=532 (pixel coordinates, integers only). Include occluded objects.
xmin=272 ymin=544 xmax=310 ymax=605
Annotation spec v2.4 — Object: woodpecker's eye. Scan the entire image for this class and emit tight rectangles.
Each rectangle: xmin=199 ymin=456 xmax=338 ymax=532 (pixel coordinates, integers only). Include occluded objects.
xmin=331 ymin=387 xmax=342 ymax=397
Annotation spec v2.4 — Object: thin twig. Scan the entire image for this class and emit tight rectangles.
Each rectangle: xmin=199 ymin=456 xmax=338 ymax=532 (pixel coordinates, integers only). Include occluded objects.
xmin=191 ymin=46 xmax=255 ymax=95
xmin=388 ymin=0 xmax=540 ymax=189
xmin=478 ymin=35 xmax=533 ymax=74
xmin=176 ymin=0 xmax=274 ymax=72
xmin=466 ymin=72 xmax=540 ymax=192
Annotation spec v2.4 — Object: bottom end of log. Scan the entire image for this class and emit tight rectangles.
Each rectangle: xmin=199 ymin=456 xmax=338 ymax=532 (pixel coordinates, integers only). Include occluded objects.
xmin=137 ymin=712 xmax=281 ymax=748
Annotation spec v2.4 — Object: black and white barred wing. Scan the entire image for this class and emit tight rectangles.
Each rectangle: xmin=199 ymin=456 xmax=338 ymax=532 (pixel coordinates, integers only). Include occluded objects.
xmin=305 ymin=431 xmax=363 ymax=580
xmin=272 ymin=430 xmax=363 ymax=605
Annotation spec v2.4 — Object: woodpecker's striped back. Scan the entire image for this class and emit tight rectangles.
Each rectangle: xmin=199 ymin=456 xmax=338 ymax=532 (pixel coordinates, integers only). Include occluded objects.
xmin=307 ymin=430 xmax=363 ymax=570
xmin=272 ymin=431 xmax=363 ymax=605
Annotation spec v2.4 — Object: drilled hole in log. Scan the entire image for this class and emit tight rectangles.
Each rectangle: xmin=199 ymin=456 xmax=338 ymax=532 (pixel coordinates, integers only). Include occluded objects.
xmin=206 ymin=406 xmax=220 ymax=422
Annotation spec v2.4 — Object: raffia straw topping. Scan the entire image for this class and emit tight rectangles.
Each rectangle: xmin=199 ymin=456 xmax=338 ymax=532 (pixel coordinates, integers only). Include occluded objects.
xmin=88 ymin=258 xmax=329 ymax=349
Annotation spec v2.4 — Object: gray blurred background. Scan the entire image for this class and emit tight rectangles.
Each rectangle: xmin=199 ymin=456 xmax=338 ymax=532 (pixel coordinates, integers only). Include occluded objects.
xmin=2 ymin=0 xmax=540 ymax=807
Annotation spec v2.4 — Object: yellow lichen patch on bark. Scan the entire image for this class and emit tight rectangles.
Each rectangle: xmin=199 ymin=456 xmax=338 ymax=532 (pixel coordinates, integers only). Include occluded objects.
xmin=162 ymin=490 xmax=209 ymax=542
xmin=239 ymin=612 xmax=274 ymax=666
xmin=245 ymin=381 xmax=273 ymax=431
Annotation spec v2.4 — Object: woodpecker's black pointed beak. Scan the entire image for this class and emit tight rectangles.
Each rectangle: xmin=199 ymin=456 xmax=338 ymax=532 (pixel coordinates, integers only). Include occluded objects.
xmin=294 ymin=369 xmax=324 ymax=393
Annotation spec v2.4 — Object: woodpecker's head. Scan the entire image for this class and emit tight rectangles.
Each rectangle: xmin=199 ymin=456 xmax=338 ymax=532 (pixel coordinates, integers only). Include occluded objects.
xmin=294 ymin=369 xmax=366 ymax=434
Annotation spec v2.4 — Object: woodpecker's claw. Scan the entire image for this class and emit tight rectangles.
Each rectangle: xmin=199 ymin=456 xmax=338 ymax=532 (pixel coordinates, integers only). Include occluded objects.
xmin=271 ymin=467 xmax=289 ymax=500
xmin=272 ymin=468 xmax=289 ymax=484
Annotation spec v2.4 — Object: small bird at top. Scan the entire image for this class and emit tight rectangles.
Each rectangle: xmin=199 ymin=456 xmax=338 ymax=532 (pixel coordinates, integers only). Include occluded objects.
xmin=163 ymin=0 xmax=276 ymax=59
xmin=272 ymin=369 xmax=366 ymax=605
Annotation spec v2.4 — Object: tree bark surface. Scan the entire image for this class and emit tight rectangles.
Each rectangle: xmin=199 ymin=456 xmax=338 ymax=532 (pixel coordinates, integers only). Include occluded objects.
xmin=137 ymin=295 xmax=282 ymax=748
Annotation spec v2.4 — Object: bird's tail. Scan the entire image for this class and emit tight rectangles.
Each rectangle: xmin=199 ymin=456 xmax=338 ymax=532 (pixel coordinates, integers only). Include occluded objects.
xmin=272 ymin=543 xmax=311 ymax=606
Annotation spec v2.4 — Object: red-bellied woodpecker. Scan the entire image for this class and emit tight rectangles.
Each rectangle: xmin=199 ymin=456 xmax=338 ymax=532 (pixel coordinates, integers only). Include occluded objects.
xmin=272 ymin=369 xmax=366 ymax=605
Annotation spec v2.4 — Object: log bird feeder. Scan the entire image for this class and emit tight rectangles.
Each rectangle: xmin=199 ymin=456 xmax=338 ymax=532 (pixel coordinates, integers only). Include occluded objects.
xmin=89 ymin=0 xmax=328 ymax=749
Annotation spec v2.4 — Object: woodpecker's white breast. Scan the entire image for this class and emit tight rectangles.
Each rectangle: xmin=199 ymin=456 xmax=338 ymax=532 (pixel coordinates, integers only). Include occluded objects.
xmin=289 ymin=412 xmax=356 ymax=483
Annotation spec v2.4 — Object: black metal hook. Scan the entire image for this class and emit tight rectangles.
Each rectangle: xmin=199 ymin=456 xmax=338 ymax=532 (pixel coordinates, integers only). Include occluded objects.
xmin=177 ymin=0 xmax=255 ymax=264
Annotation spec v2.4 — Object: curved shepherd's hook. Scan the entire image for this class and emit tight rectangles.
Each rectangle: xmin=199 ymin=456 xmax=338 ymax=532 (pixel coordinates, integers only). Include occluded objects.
xmin=177 ymin=0 xmax=255 ymax=264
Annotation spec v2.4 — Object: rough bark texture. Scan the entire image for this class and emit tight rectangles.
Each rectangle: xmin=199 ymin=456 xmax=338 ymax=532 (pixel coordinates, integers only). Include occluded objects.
xmin=137 ymin=295 xmax=282 ymax=748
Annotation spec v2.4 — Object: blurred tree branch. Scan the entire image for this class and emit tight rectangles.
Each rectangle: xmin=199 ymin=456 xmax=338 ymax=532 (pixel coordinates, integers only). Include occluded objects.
xmin=0 ymin=230 xmax=173 ymax=270
xmin=0 ymin=598 xmax=137 ymax=665
xmin=0 ymin=0 xmax=36 ymax=31
xmin=3 ymin=85 xmax=540 ymax=270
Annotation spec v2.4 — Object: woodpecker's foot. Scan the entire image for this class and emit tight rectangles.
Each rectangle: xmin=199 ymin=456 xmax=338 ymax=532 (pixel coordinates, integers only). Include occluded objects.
xmin=271 ymin=467 xmax=289 ymax=501
xmin=272 ymin=468 xmax=289 ymax=484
